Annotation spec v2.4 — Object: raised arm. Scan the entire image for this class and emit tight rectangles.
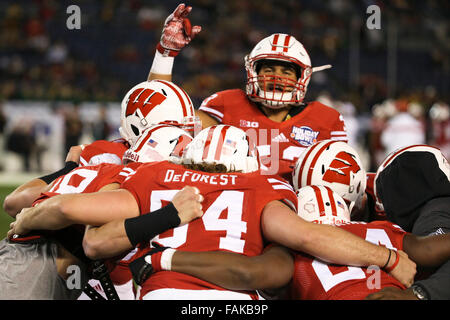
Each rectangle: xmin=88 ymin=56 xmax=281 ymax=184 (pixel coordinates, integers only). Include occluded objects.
xmin=147 ymin=3 xmax=201 ymax=81
xmin=261 ymin=200 xmax=417 ymax=287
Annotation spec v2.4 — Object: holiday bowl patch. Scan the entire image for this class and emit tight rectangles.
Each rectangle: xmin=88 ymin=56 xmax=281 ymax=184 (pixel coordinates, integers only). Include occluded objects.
xmin=290 ymin=126 xmax=319 ymax=146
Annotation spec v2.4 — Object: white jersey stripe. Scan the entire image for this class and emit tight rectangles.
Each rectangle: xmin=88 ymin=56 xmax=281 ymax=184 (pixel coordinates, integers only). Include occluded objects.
xmin=198 ymin=106 xmax=224 ymax=120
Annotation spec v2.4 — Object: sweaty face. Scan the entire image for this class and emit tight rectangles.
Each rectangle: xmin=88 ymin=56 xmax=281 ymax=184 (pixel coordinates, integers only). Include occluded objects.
xmin=257 ymin=61 xmax=299 ymax=93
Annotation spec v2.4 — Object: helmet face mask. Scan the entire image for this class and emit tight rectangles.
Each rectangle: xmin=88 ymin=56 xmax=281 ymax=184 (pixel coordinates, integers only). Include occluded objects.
xmin=119 ymin=80 xmax=197 ymax=146
xmin=245 ymin=34 xmax=313 ymax=109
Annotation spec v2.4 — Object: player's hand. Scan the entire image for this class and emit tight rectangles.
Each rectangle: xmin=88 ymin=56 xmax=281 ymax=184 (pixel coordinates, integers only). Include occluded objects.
xmin=172 ymin=186 xmax=204 ymax=225
xmin=157 ymin=3 xmax=201 ymax=57
xmin=388 ymin=250 xmax=416 ymax=288
xmin=7 ymin=207 xmax=33 ymax=239
xmin=65 ymin=144 xmax=87 ymax=163
xmin=365 ymin=287 xmax=418 ymax=300
xmin=128 ymin=244 xmax=169 ymax=285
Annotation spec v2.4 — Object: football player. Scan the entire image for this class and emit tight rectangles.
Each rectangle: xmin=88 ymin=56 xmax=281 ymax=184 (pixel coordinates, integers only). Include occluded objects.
xmin=370 ymin=144 xmax=450 ymax=300
xmin=1 ymin=124 xmax=200 ymax=300
xmin=146 ymin=4 xmax=347 ymax=182
xmin=28 ymin=125 xmax=419 ymax=299
xmin=131 ymin=186 xmax=449 ymax=300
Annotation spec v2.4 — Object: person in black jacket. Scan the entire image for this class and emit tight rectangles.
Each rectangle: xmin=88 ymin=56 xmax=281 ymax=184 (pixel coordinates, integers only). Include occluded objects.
xmin=369 ymin=145 xmax=450 ymax=300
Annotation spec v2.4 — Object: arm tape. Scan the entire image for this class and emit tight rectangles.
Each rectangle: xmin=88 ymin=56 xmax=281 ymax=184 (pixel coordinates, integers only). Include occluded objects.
xmin=38 ymin=161 xmax=78 ymax=184
xmin=124 ymin=203 xmax=181 ymax=247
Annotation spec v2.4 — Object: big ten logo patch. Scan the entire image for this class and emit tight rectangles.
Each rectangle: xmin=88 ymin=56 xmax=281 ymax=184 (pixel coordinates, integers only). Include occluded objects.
xmin=240 ymin=120 xmax=259 ymax=128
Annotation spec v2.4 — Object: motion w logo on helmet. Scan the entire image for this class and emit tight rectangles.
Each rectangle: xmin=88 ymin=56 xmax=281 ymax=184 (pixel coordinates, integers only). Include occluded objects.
xmin=323 ymin=151 xmax=362 ymax=189
xmin=125 ymin=88 xmax=167 ymax=118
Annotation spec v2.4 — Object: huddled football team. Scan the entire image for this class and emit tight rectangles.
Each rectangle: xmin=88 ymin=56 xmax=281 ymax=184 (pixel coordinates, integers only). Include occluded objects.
xmin=1 ymin=3 xmax=449 ymax=301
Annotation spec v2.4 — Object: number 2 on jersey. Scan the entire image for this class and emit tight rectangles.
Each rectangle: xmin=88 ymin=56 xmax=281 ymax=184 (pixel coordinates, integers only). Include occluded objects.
xmin=312 ymin=228 xmax=396 ymax=292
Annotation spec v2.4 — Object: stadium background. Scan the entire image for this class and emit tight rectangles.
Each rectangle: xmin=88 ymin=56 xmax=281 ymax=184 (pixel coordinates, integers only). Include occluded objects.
xmin=0 ymin=0 xmax=448 ymax=237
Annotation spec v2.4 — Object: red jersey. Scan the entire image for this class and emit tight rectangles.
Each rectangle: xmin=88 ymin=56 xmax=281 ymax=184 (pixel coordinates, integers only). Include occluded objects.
xmin=34 ymin=162 xmax=140 ymax=285
xmin=79 ymin=139 xmax=129 ymax=167
xmin=199 ymin=89 xmax=347 ymax=181
xmin=120 ymin=160 xmax=298 ymax=297
xmin=290 ymin=220 xmax=407 ymax=300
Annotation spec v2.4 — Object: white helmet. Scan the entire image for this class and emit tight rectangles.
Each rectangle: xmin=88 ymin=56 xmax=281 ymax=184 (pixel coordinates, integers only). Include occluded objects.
xmin=122 ymin=124 xmax=193 ymax=165
xmin=182 ymin=124 xmax=259 ymax=173
xmin=297 ymin=185 xmax=350 ymax=225
xmin=292 ymin=140 xmax=366 ymax=214
xmin=374 ymin=144 xmax=450 ymax=212
xmin=119 ymin=80 xmax=199 ymax=146
xmin=245 ymin=33 xmax=331 ymax=109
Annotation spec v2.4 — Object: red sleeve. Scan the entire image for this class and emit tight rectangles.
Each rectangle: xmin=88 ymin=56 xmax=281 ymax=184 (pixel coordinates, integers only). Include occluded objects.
xmin=120 ymin=163 xmax=157 ymax=215
xmin=79 ymin=140 xmax=127 ymax=166
xmin=263 ymin=175 xmax=299 ymax=212
xmin=330 ymin=113 xmax=348 ymax=142
xmin=198 ymin=92 xmax=225 ymax=123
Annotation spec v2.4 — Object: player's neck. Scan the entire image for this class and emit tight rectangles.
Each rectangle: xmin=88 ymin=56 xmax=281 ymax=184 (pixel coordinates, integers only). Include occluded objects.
xmin=260 ymin=105 xmax=291 ymax=123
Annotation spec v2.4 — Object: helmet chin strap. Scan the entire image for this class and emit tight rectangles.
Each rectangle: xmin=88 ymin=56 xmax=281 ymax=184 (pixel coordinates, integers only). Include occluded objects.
xmin=312 ymin=64 xmax=332 ymax=73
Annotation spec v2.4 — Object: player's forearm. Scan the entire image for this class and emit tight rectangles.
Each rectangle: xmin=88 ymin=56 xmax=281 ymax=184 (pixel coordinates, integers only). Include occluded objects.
xmin=403 ymin=233 xmax=450 ymax=267
xmin=147 ymin=50 xmax=174 ymax=81
xmin=262 ymin=201 xmax=391 ymax=268
xmin=21 ymin=197 xmax=75 ymax=231
xmin=147 ymin=72 xmax=172 ymax=82
xmin=3 ymin=179 xmax=49 ymax=217
xmin=83 ymin=222 xmax=132 ymax=260
xmin=171 ymin=247 xmax=293 ymax=290
xmin=298 ymin=222 xmax=391 ymax=267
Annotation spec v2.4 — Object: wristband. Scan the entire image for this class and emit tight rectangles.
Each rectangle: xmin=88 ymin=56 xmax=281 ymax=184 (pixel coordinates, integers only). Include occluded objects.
xmin=38 ymin=161 xmax=78 ymax=184
xmin=384 ymin=250 xmax=400 ymax=273
xmin=150 ymin=49 xmax=175 ymax=75
xmin=160 ymin=248 xmax=176 ymax=271
xmin=124 ymin=203 xmax=181 ymax=247
xmin=382 ymin=249 xmax=392 ymax=269
xmin=150 ymin=248 xmax=176 ymax=272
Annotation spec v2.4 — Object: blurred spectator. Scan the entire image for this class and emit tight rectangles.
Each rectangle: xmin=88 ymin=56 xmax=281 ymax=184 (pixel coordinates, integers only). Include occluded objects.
xmin=0 ymin=102 xmax=6 ymax=170
xmin=380 ymin=99 xmax=426 ymax=157
xmin=6 ymin=121 xmax=35 ymax=172
xmin=429 ymin=102 xmax=450 ymax=159
xmin=92 ymin=105 xmax=112 ymax=141
xmin=64 ymin=105 xmax=83 ymax=157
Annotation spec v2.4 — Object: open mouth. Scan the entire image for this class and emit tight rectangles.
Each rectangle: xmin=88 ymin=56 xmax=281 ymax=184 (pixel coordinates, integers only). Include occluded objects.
xmin=267 ymin=83 xmax=286 ymax=92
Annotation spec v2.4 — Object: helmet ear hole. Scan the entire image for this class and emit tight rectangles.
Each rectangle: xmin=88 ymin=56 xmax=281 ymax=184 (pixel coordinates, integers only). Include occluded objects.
xmin=131 ymin=125 xmax=140 ymax=137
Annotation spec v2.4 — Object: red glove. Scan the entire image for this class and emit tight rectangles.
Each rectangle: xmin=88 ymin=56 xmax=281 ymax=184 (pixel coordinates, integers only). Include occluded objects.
xmin=157 ymin=3 xmax=202 ymax=57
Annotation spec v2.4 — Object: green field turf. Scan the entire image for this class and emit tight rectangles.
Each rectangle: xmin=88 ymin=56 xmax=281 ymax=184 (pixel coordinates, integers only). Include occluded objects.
xmin=0 ymin=185 xmax=18 ymax=239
